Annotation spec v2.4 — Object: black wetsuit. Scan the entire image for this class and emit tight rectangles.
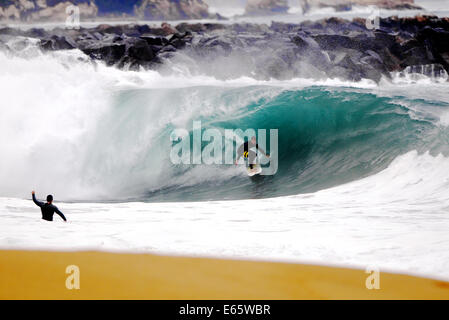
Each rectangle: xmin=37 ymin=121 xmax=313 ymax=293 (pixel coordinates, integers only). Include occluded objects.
xmin=237 ymin=141 xmax=261 ymax=169
xmin=32 ymin=194 xmax=67 ymax=222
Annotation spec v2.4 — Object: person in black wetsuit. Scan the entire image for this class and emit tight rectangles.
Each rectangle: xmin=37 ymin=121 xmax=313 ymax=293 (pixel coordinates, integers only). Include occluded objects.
xmin=31 ymin=191 xmax=67 ymax=222
xmin=235 ymin=136 xmax=269 ymax=169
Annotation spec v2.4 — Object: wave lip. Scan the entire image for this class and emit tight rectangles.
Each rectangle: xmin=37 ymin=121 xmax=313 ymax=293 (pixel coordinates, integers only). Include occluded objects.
xmin=143 ymin=86 xmax=447 ymax=202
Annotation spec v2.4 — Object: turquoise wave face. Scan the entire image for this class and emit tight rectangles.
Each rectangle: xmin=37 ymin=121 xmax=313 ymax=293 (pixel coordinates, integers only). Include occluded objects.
xmin=87 ymin=86 xmax=449 ymax=202
xmin=210 ymin=88 xmax=443 ymax=196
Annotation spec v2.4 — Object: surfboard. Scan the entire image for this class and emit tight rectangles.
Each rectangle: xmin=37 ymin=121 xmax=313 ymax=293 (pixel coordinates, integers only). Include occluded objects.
xmin=247 ymin=164 xmax=262 ymax=176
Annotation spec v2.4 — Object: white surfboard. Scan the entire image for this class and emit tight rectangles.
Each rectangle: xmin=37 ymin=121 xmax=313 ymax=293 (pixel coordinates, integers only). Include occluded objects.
xmin=247 ymin=164 xmax=262 ymax=176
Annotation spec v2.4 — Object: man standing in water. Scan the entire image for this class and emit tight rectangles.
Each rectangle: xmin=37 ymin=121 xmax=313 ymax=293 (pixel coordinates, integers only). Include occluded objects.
xmin=235 ymin=136 xmax=269 ymax=170
xmin=31 ymin=191 xmax=67 ymax=222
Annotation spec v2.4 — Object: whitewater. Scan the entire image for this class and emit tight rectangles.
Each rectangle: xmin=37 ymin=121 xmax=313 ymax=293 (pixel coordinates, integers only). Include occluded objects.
xmin=1 ymin=33 xmax=449 ymax=280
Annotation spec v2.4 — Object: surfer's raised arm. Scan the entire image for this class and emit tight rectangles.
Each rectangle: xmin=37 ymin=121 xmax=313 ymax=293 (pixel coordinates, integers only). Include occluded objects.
xmin=31 ymin=191 xmax=44 ymax=207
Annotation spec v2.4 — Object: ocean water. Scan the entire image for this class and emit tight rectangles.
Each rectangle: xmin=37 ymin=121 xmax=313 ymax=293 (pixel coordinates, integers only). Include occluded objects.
xmin=1 ymin=14 xmax=449 ymax=280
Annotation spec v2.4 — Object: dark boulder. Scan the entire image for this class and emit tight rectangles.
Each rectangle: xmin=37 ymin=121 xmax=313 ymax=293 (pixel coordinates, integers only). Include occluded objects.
xmin=291 ymin=33 xmax=320 ymax=51
xmin=203 ymin=36 xmax=233 ymax=54
xmin=400 ymin=46 xmax=434 ymax=68
xmin=159 ymin=44 xmax=177 ymax=53
xmin=140 ymin=36 xmax=169 ymax=46
xmin=168 ymin=32 xmax=193 ymax=49
xmin=136 ymin=25 xmax=152 ymax=35
xmin=313 ymin=34 xmax=370 ymax=51
xmin=82 ymin=43 xmax=127 ymax=66
xmin=417 ymin=27 xmax=449 ymax=53
xmin=24 ymin=28 xmax=47 ymax=38
xmin=127 ymin=39 xmax=154 ymax=62
xmin=40 ymin=35 xmax=76 ymax=51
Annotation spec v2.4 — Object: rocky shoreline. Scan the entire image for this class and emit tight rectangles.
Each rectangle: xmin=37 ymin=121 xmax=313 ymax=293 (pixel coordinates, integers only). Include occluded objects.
xmin=1 ymin=16 xmax=448 ymax=82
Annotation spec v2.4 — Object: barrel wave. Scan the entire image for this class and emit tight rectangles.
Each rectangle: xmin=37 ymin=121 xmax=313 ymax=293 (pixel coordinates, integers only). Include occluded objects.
xmin=131 ymin=86 xmax=446 ymax=202
xmin=1 ymin=47 xmax=448 ymax=202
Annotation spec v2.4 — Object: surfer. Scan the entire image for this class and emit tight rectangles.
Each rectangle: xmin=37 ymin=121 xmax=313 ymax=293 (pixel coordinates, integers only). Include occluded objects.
xmin=235 ymin=136 xmax=269 ymax=169
xmin=31 ymin=191 xmax=67 ymax=222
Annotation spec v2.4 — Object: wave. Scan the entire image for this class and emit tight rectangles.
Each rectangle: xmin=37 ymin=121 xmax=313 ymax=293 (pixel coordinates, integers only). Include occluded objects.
xmin=137 ymin=86 xmax=449 ymax=201
xmin=0 ymin=41 xmax=449 ymax=202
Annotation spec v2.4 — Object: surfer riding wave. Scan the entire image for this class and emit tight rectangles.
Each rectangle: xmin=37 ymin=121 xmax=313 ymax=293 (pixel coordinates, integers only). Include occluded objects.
xmin=235 ymin=136 xmax=270 ymax=170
